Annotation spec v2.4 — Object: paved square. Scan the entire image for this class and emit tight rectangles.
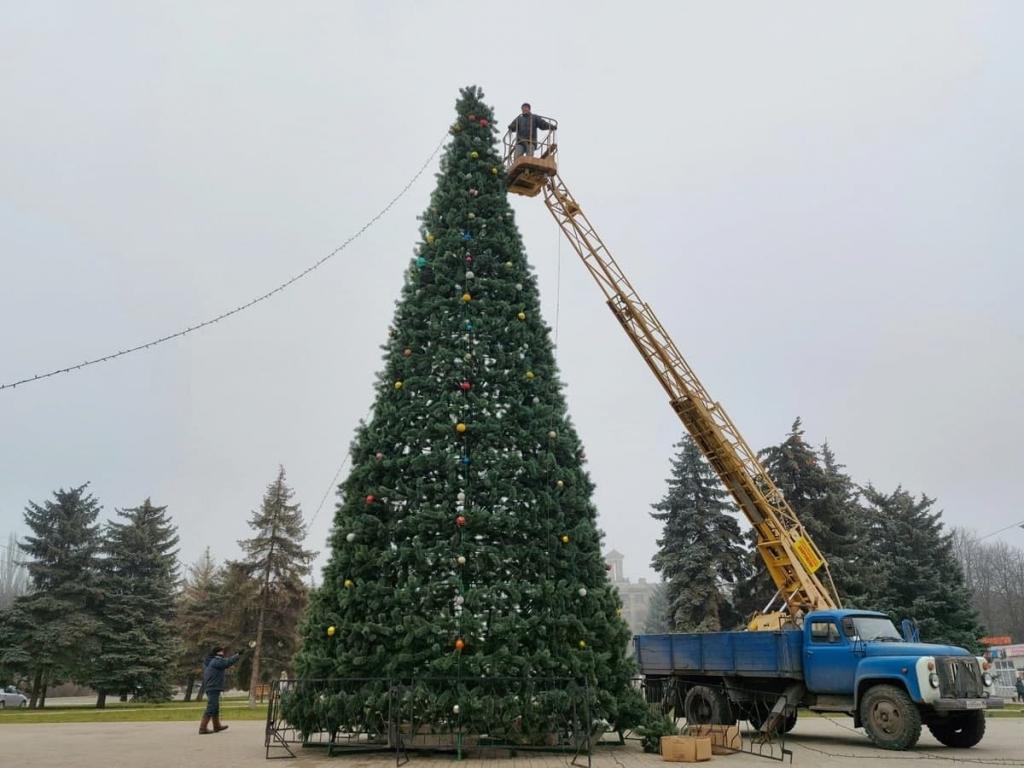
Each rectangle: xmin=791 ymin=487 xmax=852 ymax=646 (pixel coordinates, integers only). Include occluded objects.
xmin=2 ymin=717 xmax=1022 ymax=767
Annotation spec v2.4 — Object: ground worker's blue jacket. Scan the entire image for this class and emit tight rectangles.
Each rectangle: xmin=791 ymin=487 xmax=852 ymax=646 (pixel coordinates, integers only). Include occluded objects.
xmin=202 ymin=653 xmax=240 ymax=693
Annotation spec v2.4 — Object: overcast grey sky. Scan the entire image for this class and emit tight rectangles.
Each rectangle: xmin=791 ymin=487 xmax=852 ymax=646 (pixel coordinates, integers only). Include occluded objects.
xmin=2 ymin=2 xmax=1021 ymax=583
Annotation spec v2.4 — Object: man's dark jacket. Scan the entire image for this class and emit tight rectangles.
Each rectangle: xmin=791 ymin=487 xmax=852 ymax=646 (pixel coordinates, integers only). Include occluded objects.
xmin=508 ymin=113 xmax=551 ymax=142
xmin=202 ymin=653 xmax=240 ymax=693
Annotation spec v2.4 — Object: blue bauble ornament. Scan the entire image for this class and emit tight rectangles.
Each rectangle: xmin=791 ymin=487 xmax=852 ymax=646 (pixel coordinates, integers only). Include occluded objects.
xmin=460 ymin=455 xmax=472 ymax=465
xmin=464 ymin=320 xmax=474 ymax=331
xmin=416 ymin=256 xmax=428 ymax=268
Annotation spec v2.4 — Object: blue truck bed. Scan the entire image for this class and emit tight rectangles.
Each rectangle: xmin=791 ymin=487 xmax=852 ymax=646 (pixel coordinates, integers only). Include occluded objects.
xmin=635 ymin=630 xmax=805 ymax=679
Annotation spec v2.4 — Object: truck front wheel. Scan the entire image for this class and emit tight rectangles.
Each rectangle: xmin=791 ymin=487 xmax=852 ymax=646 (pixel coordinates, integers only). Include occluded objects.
xmin=927 ymin=711 xmax=985 ymax=748
xmin=859 ymin=684 xmax=922 ymax=750
xmin=683 ymin=685 xmax=734 ymax=725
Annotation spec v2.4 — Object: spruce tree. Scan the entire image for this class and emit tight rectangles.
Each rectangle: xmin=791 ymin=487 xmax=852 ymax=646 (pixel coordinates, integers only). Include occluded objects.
xmin=861 ymin=486 xmax=982 ymax=650
xmin=9 ymin=485 xmax=103 ymax=707
xmin=173 ymin=548 xmax=226 ymax=701
xmin=289 ymin=86 xmax=644 ymax=737
xmin=733 ymin=420 xmax=865 ymax=619
xmin=238 ymin=467 xmax=314 ymax=705
xmin=91 ymin=499 xmax=180 ymax=706
xmin=642 ymin=584 xmax=671 ymax=634
xmin=650 ymin=436 xmax=749 ymax=631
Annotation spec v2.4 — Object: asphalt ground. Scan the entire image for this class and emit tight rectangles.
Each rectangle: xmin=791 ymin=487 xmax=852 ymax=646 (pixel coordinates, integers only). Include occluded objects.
xmin=2 ymin=716 xmax=1023 ymax=767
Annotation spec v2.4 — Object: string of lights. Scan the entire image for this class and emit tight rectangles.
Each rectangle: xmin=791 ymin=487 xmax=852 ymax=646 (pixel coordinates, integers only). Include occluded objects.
xmin=307 ymin=452 xmax=353 ymax=530
xmin=0 ymin=134 xmax=448 ymax=393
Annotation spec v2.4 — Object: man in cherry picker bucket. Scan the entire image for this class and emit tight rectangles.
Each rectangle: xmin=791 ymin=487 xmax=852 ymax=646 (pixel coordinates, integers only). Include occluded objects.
xmin=509 ymin=103 xmax=551 ymax=158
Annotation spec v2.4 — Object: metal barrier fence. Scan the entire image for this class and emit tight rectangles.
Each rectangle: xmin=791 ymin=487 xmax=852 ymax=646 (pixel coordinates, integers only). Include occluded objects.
xmin=641 ymin=677 xmax=794 ymax=762
xmin=265 ymin=676 xmax=593 ymax=765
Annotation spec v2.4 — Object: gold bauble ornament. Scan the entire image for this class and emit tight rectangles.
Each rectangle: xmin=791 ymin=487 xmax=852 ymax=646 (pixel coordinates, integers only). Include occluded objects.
xmin=561 ymin=535 xmax=570 ymax=544
xmin=456 ymin=422 xmax=467 ymax=434
xmin=517 ymin=311 xmax=527 ymax=321
xmin=343 ymin=579 xmax=354 ymax=589
xmin=462 ymin=292 xmax=472 ymax=303
xmin=327 ymin=625 xmax=336 ymax=637
xmin=394 ymin=381 xmax=403 ymax=390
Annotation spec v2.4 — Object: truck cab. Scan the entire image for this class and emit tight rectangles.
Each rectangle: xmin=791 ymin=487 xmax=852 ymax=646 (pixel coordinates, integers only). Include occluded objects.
xmin=800 ymin=609 xmax=1000 ymax=748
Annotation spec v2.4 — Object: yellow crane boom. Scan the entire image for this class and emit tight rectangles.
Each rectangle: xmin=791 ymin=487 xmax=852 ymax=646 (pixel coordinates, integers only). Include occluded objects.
xmin=503 ymin=118 xmax=840 ymax=628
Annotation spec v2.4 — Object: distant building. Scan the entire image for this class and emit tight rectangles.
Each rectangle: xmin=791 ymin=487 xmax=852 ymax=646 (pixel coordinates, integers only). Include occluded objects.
xmin=604 ymin=550 xmax=658 ymax=635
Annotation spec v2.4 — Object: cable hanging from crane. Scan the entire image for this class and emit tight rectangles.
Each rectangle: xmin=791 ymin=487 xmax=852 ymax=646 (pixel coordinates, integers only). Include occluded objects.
xmin=0 ymin=134 xmax=448 ymax=393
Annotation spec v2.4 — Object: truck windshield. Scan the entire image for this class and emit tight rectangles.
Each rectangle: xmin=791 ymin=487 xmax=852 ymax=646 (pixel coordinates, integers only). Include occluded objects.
xmin=845 ymin=616 xmax=903 ymax=642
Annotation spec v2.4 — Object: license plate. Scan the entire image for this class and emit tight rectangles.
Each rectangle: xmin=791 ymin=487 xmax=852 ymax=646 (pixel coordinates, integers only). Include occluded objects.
xmin=965 ymin=700 xmax=984 ymax=709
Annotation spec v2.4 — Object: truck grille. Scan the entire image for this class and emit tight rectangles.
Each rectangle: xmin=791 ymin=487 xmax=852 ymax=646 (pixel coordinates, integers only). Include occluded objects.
xmin=935 ymin=656 xmax=984 ymax=698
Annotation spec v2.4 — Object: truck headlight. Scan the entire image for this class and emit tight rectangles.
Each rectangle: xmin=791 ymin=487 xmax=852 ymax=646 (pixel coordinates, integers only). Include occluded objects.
xmin=982 ymin=672 xmax=993 ymax=687
xmin=929 ymin=673 xmax=940 ymax=689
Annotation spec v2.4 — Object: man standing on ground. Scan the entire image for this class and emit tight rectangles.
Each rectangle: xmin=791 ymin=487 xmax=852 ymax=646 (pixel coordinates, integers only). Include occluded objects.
xmin=199 ymin=645 xmax=245 ymax=734
xmin=508 ymin=102 xmax=551 ymax=158
xmin=1015 ymin=672 xmax=1024 ymax=704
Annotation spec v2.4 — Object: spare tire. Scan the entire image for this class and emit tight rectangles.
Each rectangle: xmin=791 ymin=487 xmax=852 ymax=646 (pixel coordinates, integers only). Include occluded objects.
xmin=683 ymin=685 xmax=735 ymax=725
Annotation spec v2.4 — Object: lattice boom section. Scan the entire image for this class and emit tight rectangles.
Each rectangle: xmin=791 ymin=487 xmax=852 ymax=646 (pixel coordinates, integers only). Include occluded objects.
xmin=542 ymin=173 xmax=839 ymax=616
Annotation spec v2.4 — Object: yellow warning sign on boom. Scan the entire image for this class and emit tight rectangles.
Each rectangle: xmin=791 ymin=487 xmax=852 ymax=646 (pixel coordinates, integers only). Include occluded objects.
xmin=793 ymin=536 xmax=823 ymax=574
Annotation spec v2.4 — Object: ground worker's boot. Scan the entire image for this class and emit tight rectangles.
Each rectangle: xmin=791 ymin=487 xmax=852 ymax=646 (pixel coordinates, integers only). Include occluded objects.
xmin=198 ymin=715 xmax=212 ymax=735
xmin=212 ymin=716 xmax=229 ymax=733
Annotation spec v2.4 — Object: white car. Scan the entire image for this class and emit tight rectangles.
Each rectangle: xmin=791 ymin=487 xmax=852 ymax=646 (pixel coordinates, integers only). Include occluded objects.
xmin=0 ymin=686 xmax=28 ymax=708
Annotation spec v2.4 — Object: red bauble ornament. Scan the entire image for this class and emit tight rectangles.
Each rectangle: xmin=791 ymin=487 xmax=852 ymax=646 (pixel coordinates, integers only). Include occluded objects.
xmin=479 ymin=118 xmax=489 ymax=127
xmin=465 ymin=254 xmax=473 ymax=264
xmin=455 ymin=515 xmax=467 ymax=527
xmin=455 ymin=638 xmax=466 ymax=651
xmin=365 ymin=494 xmax=376 ymax=504
xmin=459 ymin=381 xmax=472 ymax=392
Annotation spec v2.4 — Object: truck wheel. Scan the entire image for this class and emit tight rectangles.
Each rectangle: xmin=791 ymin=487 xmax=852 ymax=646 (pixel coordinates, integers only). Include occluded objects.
xmin=859 ymin=684 xmax=921 ymax=750
xmin=782 ymin=712 xmax=797 ymax=733
xmin=683 ymin=686 xmax=734 ymax=725
xmin=927 ymin=711 xmax=985 ymax=748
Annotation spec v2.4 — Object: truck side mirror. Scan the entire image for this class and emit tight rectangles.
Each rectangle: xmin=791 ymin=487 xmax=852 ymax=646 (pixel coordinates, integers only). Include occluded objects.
xmin=900 ymin=618 xmax=920 ymax=643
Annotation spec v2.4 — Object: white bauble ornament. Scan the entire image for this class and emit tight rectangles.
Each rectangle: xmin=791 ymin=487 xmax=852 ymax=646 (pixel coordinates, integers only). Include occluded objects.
xmin=465 ymin=270 xmax=475 ymax=279
xmin=578 ymin=587 xmax=588 ymax=597
xmin=346 ymin=532 xmax=356 ymax=543
xmin=457 ymin=555 xmax=467 ymax=565
xmin=453 ymin=704 xmax=461 ymax=714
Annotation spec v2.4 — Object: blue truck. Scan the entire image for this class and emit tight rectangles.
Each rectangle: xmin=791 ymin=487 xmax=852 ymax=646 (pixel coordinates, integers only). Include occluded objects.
xmin=635 ymin=609 xmax=1003 ymax=750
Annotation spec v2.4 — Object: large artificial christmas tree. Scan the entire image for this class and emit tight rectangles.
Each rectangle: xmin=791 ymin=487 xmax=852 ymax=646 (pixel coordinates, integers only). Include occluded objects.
xmin=288 ymin=86 xmax=644 ymax=740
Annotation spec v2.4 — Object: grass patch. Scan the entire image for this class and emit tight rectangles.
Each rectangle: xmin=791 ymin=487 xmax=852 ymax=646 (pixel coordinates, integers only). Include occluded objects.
xmin=0 ymin=698 xmax=269 ymax=724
